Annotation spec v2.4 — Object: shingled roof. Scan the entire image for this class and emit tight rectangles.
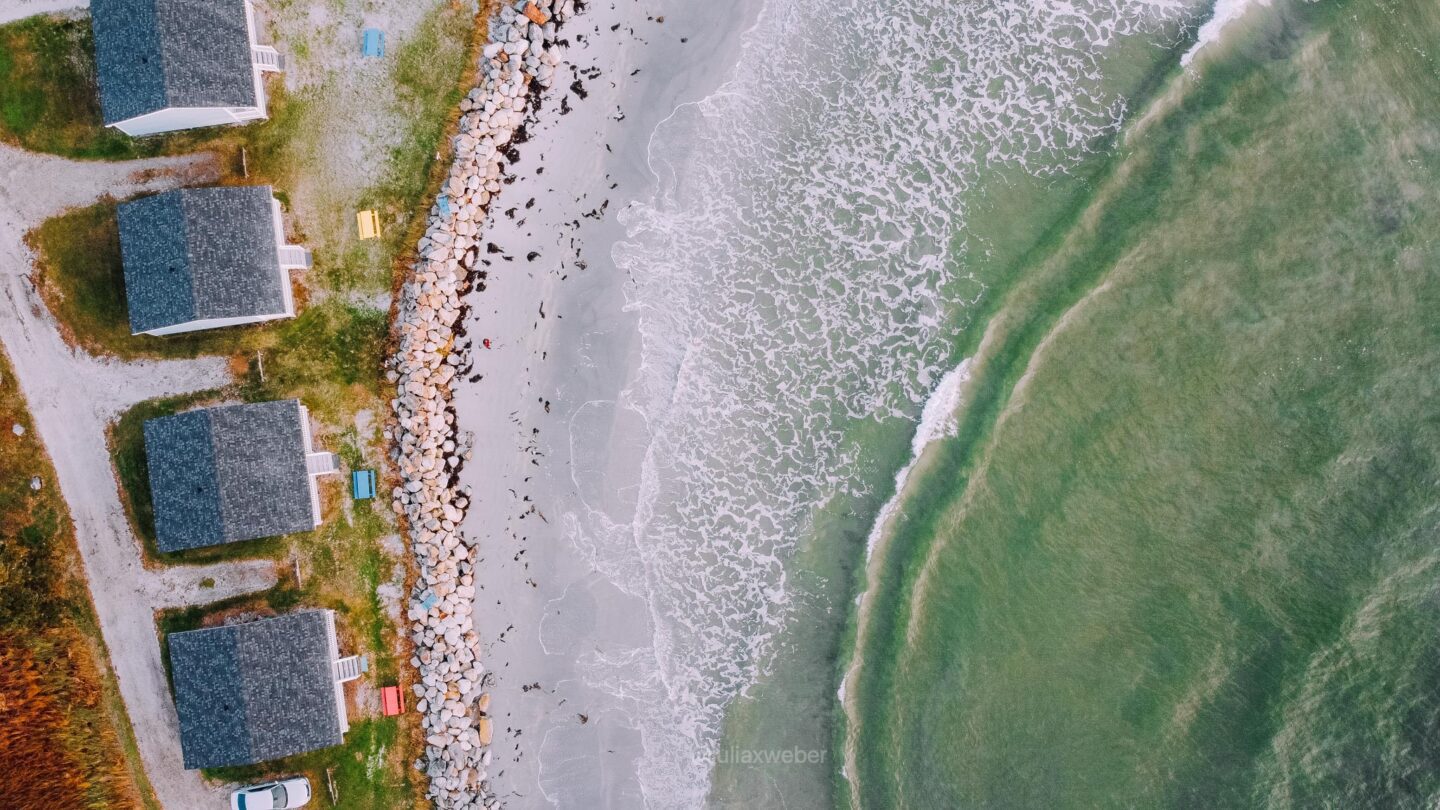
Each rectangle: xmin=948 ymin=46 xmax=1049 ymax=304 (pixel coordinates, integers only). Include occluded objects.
xmin=169 ymin=610 xmax=344 ymax=769
xmin=91 ymin=0 xmax=258 ymax=125
xmin=118 ymin=186 xmax=287 ymax=335
xmin=144 ymin=400 xmax=315 ymax=552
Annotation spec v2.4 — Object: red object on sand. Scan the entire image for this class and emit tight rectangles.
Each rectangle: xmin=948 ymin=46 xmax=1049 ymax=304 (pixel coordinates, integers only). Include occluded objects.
xmin=381 ymin=685 xmax=405 ymax=716
xmin=483 ymin=339 xmax=492 ymax=349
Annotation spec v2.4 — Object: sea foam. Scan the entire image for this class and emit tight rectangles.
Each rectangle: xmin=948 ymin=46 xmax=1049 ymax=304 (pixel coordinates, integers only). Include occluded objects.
xmin=1182 ymin=0 xmax=1274 ymax=65
xmin=569 ymin=0 xmax=1200 ymax=805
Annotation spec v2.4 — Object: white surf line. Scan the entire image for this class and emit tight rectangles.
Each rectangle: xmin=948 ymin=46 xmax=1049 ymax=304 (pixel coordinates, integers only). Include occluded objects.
xmin=836 ymin=357 xmax=973 ymax=803
xmin=863 ymin=359 xmax=972 ymax=561
xmin=1182 ymin=0 xmax=1274 ymax=66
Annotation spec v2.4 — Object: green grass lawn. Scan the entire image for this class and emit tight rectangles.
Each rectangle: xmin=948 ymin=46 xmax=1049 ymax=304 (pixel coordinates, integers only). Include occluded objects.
xmin=29 ymin=201 xmax=391 ymax=419
xmin=0 ymin=14 xmax=143 ymax=159
xmin=26 ymin=201 xmax=267 ymax=359
xmin=371 ymin=4 xmax=475 ymax=278
xmin=0 ymin=13 xmax=258 ymax=160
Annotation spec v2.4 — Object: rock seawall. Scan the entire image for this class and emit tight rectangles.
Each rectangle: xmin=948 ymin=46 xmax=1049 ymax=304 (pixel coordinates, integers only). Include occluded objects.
xmin=387 ymin=2 xmax=575 ymax=807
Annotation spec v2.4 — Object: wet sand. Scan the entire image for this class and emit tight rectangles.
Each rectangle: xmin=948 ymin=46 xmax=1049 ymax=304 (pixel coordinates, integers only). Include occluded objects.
xmin=454 ymin=0 xmax=758 ymax=805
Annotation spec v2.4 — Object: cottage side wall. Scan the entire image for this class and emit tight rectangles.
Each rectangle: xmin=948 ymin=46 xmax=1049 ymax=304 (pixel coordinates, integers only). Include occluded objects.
xmin=279 ymin=266 xmax=298 ymax=317
xmin=323 ymin=609 xmax=350 ymax=734
xmin=298 ymin=405 xmax=326 ymax=528
xmin=270 ymin=199 xmax=302 ymax=318
xmin=111 ymin=106 xmax=256 ymax=137
xmin=243 ymin=0 xmax=272 ymax=117
xmin=139 ymin=310 xmax=290 ymax=336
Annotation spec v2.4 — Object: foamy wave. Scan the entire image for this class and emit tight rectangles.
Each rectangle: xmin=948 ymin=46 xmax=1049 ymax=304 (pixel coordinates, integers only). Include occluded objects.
xmin=573 ymin=0 xmax=1203 ymax=804
xmin=1181 ymin=0 xmax=1273 ymax=66
xmin=863 ymin=359 xmax=972 ymax=560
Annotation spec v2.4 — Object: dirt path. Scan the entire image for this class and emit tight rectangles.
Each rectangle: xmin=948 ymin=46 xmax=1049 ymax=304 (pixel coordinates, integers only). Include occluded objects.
xmin=0 ymin=142 xmax=278 ymax=808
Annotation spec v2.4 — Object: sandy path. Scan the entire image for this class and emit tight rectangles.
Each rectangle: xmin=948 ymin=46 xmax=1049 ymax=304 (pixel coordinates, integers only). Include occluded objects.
xmin=0 ymin=142 xmax=278 ymax=808
xmin=0 ymin=0 xmax=85 ymax=24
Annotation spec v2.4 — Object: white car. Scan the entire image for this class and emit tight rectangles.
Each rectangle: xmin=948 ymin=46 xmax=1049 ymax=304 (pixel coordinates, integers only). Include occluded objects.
xmin=229 ymin=776 xmax=312 ymax=810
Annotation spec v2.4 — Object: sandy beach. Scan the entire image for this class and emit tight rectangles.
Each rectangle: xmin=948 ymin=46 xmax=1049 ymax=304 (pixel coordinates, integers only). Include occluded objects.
xmin=451 ymin=0 xmax=1230 ymax=804
xmin=454 ymin=0 xmax=759 ymax=805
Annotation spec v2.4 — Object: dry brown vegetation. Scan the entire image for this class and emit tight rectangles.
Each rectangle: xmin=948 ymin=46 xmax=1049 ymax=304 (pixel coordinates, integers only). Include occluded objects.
xmin=0 ymin=350 xmax=152 ymax=809
xmin=0 ymin=634 xmax=133 ymax=808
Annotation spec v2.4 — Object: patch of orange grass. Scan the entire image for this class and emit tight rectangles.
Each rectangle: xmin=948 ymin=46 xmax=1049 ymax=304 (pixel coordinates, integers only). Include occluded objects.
xmin=227 ymin=353 xmax=252 ymax=377
xmin=0 ymin=344 xmax=147 ymax=809
xmin=0 ymin=631 xmax=136 ymax=809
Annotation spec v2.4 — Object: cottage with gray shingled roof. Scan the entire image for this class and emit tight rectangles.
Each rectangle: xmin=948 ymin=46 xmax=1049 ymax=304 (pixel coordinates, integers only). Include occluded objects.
xmin=168 ymin=610 xmax=363 ymax=769
xmin=118 ymin=185 xmax=311 ymax=336
xmin=91 ymin=0 xmax=283 ymax=136
xmin=144 ymin=399 xmax=340 ymax=552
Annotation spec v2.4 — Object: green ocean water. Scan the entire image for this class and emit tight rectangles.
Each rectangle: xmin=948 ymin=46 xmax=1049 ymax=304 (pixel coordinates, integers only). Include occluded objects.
xmin=847 ymin=0 xmax=1440 ymax=807
xmin=706 ymin=23 xmax=1199 ymax=810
